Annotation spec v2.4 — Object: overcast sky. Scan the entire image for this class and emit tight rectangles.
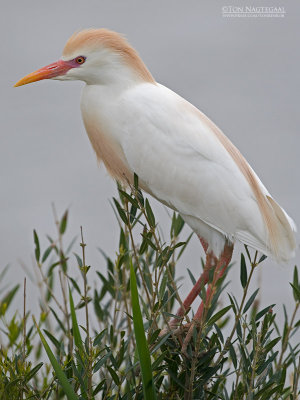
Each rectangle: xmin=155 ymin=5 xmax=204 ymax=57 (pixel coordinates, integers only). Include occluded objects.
xmin=1 ymin=0 xmax=299 ymax=319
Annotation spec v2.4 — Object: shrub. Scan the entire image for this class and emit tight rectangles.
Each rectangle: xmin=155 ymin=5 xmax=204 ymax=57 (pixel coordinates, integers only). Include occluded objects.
xmin=0 ymin=180 xmax=299 ymax=399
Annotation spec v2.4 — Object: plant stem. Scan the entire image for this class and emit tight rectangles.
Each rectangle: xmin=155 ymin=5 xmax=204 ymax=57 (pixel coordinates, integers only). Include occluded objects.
xmin=80 ymin=227 xmax=92 ymax=400
xmin=249 ymin=331 xmax=262 ymax=395
xmin=123 ymin=198 xmax=152 ymax=307
xmin=293 ymin=356 xmax=300 ymax=399
xmin=233 ymin=321 xmax=247 ymax=400
xmin=22 ymin=277 xmax=26 ymax=362
xmin=277 ymin=300 xmax=299 ymax=368
xmin=214 ymin=258 xmax=257 ymax=367
xmin=52 ymin=204 xmax=72 ymax=354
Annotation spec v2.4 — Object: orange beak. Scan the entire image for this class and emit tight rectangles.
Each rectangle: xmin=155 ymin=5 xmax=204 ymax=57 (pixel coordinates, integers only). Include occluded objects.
xmin=14 ymin=60 xmax=74 ymax=87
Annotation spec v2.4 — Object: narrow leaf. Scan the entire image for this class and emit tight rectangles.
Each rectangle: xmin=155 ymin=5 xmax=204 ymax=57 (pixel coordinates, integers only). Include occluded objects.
xmin=42 ymin=246 xmax=53 ymax=263
xmin=290 ymin=283 xmax=300 ymax=302
xmin=134 ymin=173 xmax=139 ymax=190
xmin=145 ymin=199 xmax=155 ymax=228
xmin=25 ymin=362 xmax=43 ymax=382
xmin=207 ymin=305 xmax=232 ymax=326
xmin=113 ymin=198 xmax=128 ymax=225
xmin=243 ymin=288 xmax=259 ymax=314
xmin=240 ymin=254 xmax=247 ymax=288
xmin=33 ymin=316 xmax=77 ymax=400
xmin=0 ymin=284 xmax=19 ymax=316
xmin=69 ymin=287 xmax=84 ymax=353
xmin=33 ymin=230 xmax=40 ymax=262
xmin=130 ymin=264 xmax=157 ymax=400
xmin=60 ymin=210 xmax=68 ymax=234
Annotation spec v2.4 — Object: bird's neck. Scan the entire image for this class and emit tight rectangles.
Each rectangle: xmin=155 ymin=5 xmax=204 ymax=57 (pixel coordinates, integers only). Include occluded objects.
xmin=80 ymin=83 xmax=135 ymax=183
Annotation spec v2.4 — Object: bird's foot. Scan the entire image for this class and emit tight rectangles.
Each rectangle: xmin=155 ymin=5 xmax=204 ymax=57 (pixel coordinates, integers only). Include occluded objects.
xmin=181 ymin=320 xmax=198 ymax=355
xmin=159 ymin=319 xmax=190 ymax=338
xmin=158 ymin=319 xmax=205 ymax=358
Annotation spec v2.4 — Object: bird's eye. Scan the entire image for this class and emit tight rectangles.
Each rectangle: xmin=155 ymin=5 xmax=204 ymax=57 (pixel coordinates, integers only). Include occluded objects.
xmin=75 ymin=56 xmax=86 ymax=65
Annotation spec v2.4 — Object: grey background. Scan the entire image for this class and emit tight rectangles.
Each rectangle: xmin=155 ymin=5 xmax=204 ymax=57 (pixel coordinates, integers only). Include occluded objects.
xmin=1 ymin=1 xmax=299 ymax=318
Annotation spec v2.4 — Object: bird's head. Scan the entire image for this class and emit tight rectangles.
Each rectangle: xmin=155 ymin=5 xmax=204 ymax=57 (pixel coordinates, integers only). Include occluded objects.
xmin=14 ymin=28 xmax=154 ymax=87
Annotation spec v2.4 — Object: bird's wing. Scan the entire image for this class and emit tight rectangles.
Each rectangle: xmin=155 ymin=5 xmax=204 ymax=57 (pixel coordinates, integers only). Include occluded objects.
xmin=118 ymin=83 xmax=296 ymax=260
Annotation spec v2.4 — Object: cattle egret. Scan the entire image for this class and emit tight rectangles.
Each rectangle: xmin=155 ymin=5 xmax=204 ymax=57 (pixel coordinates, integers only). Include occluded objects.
xmin=15 ymin=29 xmax=296 ymax=338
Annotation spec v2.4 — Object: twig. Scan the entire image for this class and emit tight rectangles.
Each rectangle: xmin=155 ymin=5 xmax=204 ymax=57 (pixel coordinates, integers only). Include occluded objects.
xmin=20 ymin=277 xmax=27 ymax=400
xmin=80 ymin=227 xmax=92 ymax=400
xmin=53 ymin=205 xmax=71 ymax=347
xmin=233 ymin=321 xmax=247 ymax=400
xmin=214 ymin=254 xmax=258 ymax=367
xmin=293 ymin=356 xmax=300 ymax=400
xmin=59 ymin=271 xmax=72 ymax=354
xmin=36 ymin=260 xmax=65 ymax=315
xmin=277 ymin=301 xmax=299 ymax=368
xmin=123 ymin=197 xmax=152 ymax=306
xmin=22 ymin=277 xmax=26 ymax=362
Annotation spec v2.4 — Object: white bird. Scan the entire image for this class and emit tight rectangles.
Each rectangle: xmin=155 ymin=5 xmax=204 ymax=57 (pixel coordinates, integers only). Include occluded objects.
xmin=15 ymin=29 xmax=296 ymax=334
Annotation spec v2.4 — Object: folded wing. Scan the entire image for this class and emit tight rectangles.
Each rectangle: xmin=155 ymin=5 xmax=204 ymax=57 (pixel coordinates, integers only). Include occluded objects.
xmin=120 ymin=84 xmax=296 ymax=261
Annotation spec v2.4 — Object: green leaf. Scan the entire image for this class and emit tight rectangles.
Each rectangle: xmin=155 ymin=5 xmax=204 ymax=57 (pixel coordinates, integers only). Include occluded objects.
xmin=68 ymin=277 xmax=81 ymax=295
xmin=140 ymin=231 xmax=157 ymax=254
xmin=229 ymin=343 xmax=237 ymax=368
xmin=118 ymin=189 xmax=139 ymax=209
xmin=69 ymin=287 xmax=84 ymax=353
xmin=0 ymin=284 xmax=20 ymax=317
xmin=207 ymin=305 xmax=232 ymax=326
xmin=134 ymin=172 xmax=139 ymax=190
xmin=130 ymin=263 xmax=157 ymax=400
xmin=73 ymin=253 xmax=83 ymax=268
xmin=49 ymin=307 xmax=66 ymax=333
xmin=264 ymin=337 xmax=281 ymax=354
xmin=145 ymin=199 xmax=155 ymax=228
xmin=93 ymin=379 xmax=105 ymax=396
xmin=243 ymin=288 xmax=259 ymax=314
xmin=289 ymin=283 xmax=300 ymax=302
xmin=227 ymin=294 xmax=237 ymax=315
xmin=59 ymin=210 xmax=68 ymax=235
xmin=177 ymin=232 xmax=193 ymax=260
xmin=33 ymin=316 xmax=77 ymax=400
xmin=258 ymin=254 xmax=267 ymax=264
xmin=256 ymin=351 xmax=279 ymax=375
xmin=293 ymin=265 xmax=299 ymax=287
xmin=171 ymin=213 xmax=185 ymax=238
xmin=255 ymin=304 xmax=275 ymax=321
xmin=41 ymin=245 xmax=53 ymax=263
xmin=108 ymin=365 xmax=120 ymax=385
xmin=261 ymin=384 xmax=283 ymax=400
xmin=240 ymin=254 xmax=247 ymax=288
xmin=93 ymin=350 xmax=112 ymax=372
xmin=113 ymin=198 xmax=128 ymax=225
xmin=130 ymin=204 xmax=138 ymax=223
xmin=25 ymin=362 xmax=43 ymax=382
xmin=244 ymin=244 xmax=251 ymax=262
xmin=187 ymin=268 xmax=196 ymax=286
xmin=151 ymin=332 xmax=171 ymax=354
xmin=93 ymin=329 xmax=107 ymax=347
xmin=214 ymin=323 xmax=224 ymax=344
xmin=290 ymin=267 xmax=300 ymax=302
xmin=43 ymin=329 xmax=63 ymax=352
xmin=33 ymin=230 xmax=40 ymax=262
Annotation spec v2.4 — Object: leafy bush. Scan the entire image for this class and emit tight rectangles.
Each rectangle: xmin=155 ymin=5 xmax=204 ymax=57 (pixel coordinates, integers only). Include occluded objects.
xmin=0 ymin=179 xmax=299 ymax=399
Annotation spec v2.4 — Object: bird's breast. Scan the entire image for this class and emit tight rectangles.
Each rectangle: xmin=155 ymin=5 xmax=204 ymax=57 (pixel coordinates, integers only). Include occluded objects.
xmin=81 ymin=109 xmax=133 ymax=184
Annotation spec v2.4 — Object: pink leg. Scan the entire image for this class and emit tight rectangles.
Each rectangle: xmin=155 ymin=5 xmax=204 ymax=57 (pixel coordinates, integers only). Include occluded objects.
xmin=181 ymin=242 xmax=233 ymax=353
xmin=168 ymin=236 xmax=217 ymax=328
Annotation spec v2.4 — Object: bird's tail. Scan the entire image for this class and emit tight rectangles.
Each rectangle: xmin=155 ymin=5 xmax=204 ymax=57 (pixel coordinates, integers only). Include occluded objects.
xmin=265 ymin=196 xmax=296 ymax=262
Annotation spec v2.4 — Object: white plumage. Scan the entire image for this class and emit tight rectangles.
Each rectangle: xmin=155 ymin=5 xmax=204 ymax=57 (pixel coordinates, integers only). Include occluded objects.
xmin=15 ymin=28 xmax=296 ymax=262
xmin=81 ymin=80 xmax=296 ymax=261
